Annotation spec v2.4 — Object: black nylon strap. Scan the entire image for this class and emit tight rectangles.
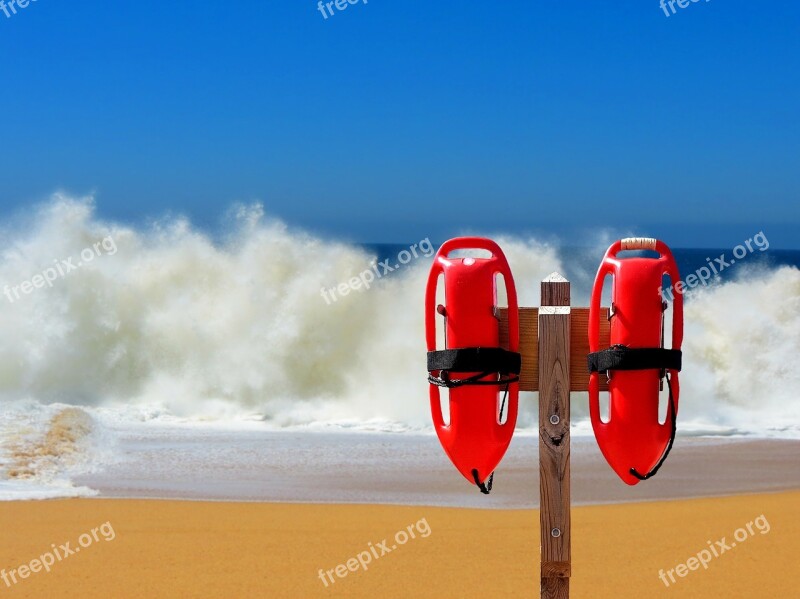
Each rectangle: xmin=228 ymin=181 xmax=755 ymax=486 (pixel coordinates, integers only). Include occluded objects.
xmin=587 ymin=345 xmax=682 ymax=374
xmin=427 ymin=347 xmax=521 ymax=375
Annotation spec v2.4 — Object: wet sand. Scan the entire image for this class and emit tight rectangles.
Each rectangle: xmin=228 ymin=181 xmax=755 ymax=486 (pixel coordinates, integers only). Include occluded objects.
xmin=75 ymin=432 xmax=800 ymax=508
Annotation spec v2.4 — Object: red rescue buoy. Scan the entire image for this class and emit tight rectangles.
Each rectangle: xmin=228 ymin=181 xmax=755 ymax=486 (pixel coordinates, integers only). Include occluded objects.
xmin=425 ymin=238 xmax=521 ymax=494
xmin=588 ymin=238 xmax=684 ymax=485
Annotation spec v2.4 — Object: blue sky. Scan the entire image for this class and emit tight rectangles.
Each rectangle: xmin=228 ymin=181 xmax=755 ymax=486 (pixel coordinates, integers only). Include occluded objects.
xmin=1 ymin=0 xmax=798 ymax=247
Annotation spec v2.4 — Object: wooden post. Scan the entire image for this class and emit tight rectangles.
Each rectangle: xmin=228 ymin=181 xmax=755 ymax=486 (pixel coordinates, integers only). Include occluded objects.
xmin=499 ymin=281 xmax=611 ymax=597
xmin=539 ymin=273 xmax=571 ymax=599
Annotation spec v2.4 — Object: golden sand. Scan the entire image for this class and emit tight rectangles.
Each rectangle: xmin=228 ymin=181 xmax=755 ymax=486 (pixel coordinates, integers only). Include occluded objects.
xmin=0 ymin=491 xmax=796 ymax=598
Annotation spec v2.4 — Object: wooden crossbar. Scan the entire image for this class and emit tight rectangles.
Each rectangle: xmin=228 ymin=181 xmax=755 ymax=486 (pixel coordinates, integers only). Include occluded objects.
xmin=497 ymin=307 xmax=610 ymax=392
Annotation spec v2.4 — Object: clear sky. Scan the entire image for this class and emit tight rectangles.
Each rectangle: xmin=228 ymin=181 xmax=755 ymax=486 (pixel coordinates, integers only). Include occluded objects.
xmin=1 ymin=0 xmax=798 ymax=247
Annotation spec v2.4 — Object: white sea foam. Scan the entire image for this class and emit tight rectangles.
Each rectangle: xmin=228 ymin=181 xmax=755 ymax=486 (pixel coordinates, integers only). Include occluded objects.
xmin=0 ymin=401 xmax=114 ymax=500
xmin=0 ymin=195 xmax=797 ymax=499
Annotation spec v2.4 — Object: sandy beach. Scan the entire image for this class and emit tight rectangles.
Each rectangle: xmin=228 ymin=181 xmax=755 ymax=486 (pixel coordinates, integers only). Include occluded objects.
xmin=0 ymin=490 xmax=796 ymax=598
xmin=3 ymin=414 xmax=799 ymax=597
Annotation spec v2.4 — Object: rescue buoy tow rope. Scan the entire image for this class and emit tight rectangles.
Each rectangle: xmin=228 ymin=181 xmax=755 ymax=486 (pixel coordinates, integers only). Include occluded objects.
xmin=427 ymin=371 xmax=519 ymax=388
xmin=633 ymin=300 xmax=678 ymax=480
xmin=472 ymin=469 xmax=494 ymax=494
xmin=427 ymin=347 xmax=520 ymax=388
xmin=587 ymin=344 xmax=681 ymax=481
xmin=426 ymin=347 xmax=521 ymax=388
xmin=452 ymin=378 xmax=512 ymax=495
xmin=630 ymin=373 xmax=677 ymax=481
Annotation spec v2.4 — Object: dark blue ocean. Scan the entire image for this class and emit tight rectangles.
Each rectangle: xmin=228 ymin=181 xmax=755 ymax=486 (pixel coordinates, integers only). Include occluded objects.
xmin=361 ymin=243 xmax=800 ymax=305
xmin=361 ymin=243 xmax=800 ymax=276
xmin=365 ymin=243 xmax=800 ymax=290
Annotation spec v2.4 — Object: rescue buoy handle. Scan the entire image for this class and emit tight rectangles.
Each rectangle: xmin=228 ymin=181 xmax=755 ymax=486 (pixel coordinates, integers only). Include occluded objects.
xmin=437 ymin=236 xmax=502 ymax=259
xmin=588 ymin=261 xmax=615 ymax=351
xmin=590 ymin=241 xmax=684 ymax=353
xmin=664 ymin=259 xmax=684 ymax=350
xmin=425 ymin=238 xmax=519 ymax=353
xmin=424 ymin=260 xmax=446 ymax=352
xmin=606 ymin=238 xmax=672 ymax=260
xmin=620 ymin=237 xmax=657 ymax=251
